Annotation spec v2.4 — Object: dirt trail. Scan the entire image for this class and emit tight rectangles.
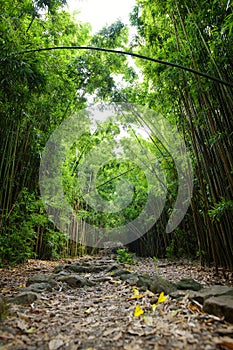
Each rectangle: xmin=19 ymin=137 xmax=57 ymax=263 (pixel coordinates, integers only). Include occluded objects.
xmin=0 ymin=256 xmax=233 ymax=350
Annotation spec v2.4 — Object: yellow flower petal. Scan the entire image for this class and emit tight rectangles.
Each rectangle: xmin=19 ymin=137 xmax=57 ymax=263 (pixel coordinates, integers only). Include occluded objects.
xmin=133 ymin=288 xmax=139 ymax=296
xmin=151 ymin=304 xmax=157 ymax=312
xmin=134 ymin=304 xmax=144 ymax=317
xmin=158 ymin=292 xmax=168 ymax=303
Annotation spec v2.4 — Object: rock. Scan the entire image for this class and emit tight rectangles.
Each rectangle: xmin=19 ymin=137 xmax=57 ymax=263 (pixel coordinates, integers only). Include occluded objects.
xmin=53 ymin=265 xmax=64 ymax=273
xmin=189 ymin=285 xmax=233 ymax=304
xmin=105 ymin=264 xmax=119 ymax=272
xmin=21 ymin=283 xmax=52 ymax=293
xmin=0 ymin=297 xmax=8 ymax=320
xmin=65 ymin=263 xmax=108 ymax=273
xmin=120 ymin=273 xmax=138 ymax=282
xmin=52 ymin=270 xmax=70 ymax=278
xmin=91 ymin=276 xmax=112 ymax=283
xmin=176 ymin=278 xmax=203 ymax=291
xmin=203 ymin=295 xmax=233 ymax=323
xmin=189 ymin=285 xmax=233 ymax=324
xmin=170 ymin=290 xmax=189 ymax=299
xmin=26 ymin=274 xmax=57 ymax=287
xmin=9 ymin=292 xmax=39 ymax=305
xmin=136 ymin=274 xmax=151 ymax=290
xmin=149 ymin=277 xmax=177 ymax=295
xmin=95 ymin=259 xmax=116 ymax=265
xmin=57 ymin=274 xmax=95 ymax=287
xmin=124 ymin=274 xmax=140 ymax=286
xmin=111 ymin=269 xmax=131 ymax=277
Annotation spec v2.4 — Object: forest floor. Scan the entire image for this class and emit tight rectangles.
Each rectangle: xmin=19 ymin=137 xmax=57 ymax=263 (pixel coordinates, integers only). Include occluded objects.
xmin=1 ymin=255 xmax=233 ymax=350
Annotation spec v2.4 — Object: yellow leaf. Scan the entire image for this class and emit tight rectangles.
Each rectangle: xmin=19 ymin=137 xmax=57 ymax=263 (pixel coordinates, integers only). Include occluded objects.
xmin=134 ymin=304 xmax=144 ymax=317
xmin=133 ymin=288 xmax=139 ymax=296
xmin=158 ymin=292 xmax=168 ymax=303
xmin=26 ymin=327 xmax=35 ymax=334
xmin=152 ymin=304 xmax=157 ymax=312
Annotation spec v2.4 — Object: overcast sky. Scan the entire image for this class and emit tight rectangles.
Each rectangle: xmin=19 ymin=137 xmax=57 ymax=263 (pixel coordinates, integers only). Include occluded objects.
xmin=66 ymin=0 xmax=136 ymax=33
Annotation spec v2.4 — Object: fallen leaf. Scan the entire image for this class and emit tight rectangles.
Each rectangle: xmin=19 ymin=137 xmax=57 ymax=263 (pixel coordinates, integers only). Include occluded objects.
xmin=128 ymin=295 xmax=144 ymax=301
xmin=151 ymin=304 xmax=157 ymax=312
xmin=17 ymin=319 xmax=27 ymax=332
xmin=112 ymin=331 xmax=122 ymax=341
xmin=213 ymin=336 xmax=233 ymax=349
xmin=215 ymin=326 xmax=233 ymax=337
xmin=134 ymin=304 xmax=144 ymax=317
xmin=103 ymin=328 xmax=120 ymax=337
xmin=84 ymin=307 xmax=96 ymax=314
xmin=143 ymin=315 xmax=154 ymax=326
xmin=26 ymin=327 xmax=35 ymax=334
xmin=158 ymin=292 xmax=168 ymax=303
xmin=48 ymin=338 xmax=64 ymax=350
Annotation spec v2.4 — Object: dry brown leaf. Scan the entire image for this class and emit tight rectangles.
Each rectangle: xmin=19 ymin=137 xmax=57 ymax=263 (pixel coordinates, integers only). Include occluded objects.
xmin=127 ymin=294 xmax=144 ymax=301
xmin=16 ymin=319 xmax=28 ymax=332
xmin=112 ymin=331 xmax=122 ymax=341
xmin=103 ymin=327 xmax=120 ymax=337
xmin=215 ymin=326 xmax=233 ymax=337
xmin=213 ymin=336 xmax=233 ymax=349
xmin=48 ymin=337 xmax=64 ymax=350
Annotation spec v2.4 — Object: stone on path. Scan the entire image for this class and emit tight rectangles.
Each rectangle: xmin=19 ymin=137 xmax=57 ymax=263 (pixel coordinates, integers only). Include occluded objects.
xmin=10 ymin=292 xmax=39 ymax=305
xmin=26 ymin=274 xmax=57 ymax=287
xmin=56 ymin=274 xmax=95 ymax=287
xmin=190 ymin=285 xmax=233 ymax=323
xmin=149 ymin=277 xmax=177 ymax=295
xmin=190 ymin=285 xmax=233 ymax=304
xmin=22 ymin=282 xmax=52 ymax=293
xmin=203 ymin=295 xmax=233 ymax=323
xmin=175 ymin=278 xmax=202 ymax=291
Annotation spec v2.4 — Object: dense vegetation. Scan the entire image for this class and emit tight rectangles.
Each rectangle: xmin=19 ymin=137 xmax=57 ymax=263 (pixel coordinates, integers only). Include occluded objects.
xmin=0 ymin=0 xmax=232 ymax=269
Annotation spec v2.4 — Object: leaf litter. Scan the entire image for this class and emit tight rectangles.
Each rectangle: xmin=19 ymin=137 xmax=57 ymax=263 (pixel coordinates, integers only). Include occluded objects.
xmin=0 ymin=255 xmax=233 ymax=350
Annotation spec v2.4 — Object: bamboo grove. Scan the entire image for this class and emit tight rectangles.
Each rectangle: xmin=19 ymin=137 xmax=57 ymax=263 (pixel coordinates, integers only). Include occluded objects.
xmin=128 ymin=0 xmax=233 ymax=268
xmin=0 ymin=0 xmax=232 ymax=269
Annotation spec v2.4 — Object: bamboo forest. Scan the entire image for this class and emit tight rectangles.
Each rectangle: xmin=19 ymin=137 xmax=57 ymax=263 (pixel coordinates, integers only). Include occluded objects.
xmin=1 ymin=0 xmax=233 ymax=348
xmin=1 ymin=0 xmax=233 ymax=269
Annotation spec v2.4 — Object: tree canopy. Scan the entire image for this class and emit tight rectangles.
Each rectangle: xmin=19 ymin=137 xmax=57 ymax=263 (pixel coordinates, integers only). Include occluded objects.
xmin=0 ymin=0 xmax=232 ymax=269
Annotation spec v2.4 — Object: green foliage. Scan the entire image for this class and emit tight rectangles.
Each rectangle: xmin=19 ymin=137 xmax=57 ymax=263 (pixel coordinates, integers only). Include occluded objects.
xmin=0 ymin=188 xmax=68 ymax=266
xmin=127 ymin=0 xmax=233 ymax=268
xmin=196 ymin=249 xmax=207 ymax=259
xmin=116 ymin=248 xmax=135 ymax=265
xmin=1 ymin=0 xmax=232 ymax=269
xmin=208 ymin=198 xmax=233 ymax=222
xmin=152 ymin=256 xmax=159 ymax=262
xmin=0 ymin=0 xmax=135 ymax=265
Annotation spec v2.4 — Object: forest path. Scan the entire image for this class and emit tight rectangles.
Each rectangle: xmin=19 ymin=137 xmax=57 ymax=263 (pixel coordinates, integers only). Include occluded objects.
xmin=1 ymin=256 xmax=233 ymax=350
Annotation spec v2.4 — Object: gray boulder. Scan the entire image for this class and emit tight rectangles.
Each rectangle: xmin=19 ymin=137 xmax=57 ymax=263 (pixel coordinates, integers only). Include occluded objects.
xmin=112 ymin=269 xmax=132 ymax=277
xmin=22 ymin=282 xmax=52 ymax=293
xmin=9 ymin=292 xmax=39 ymax=305
xmin=203 ymin=295 xmax=233 ymax=323
xmin=189 ymin=285 xmax=233 ymax=323
xmin=176 ymin=278 xmax=203 ymax=291
xmin=190 ymin=285 xmax=233 ymax=304
xmin=26 ymin=274 xmax=57 ymax=287
xmin=149 ymin=277 xmax=177 ymax=295
xmin=57 ymin=274 xmax=95 ymax=287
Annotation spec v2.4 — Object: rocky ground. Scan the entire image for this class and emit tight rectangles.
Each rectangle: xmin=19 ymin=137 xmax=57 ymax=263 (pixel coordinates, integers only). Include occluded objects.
xmin=0 ymin=254 xmax=233 ymax=350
